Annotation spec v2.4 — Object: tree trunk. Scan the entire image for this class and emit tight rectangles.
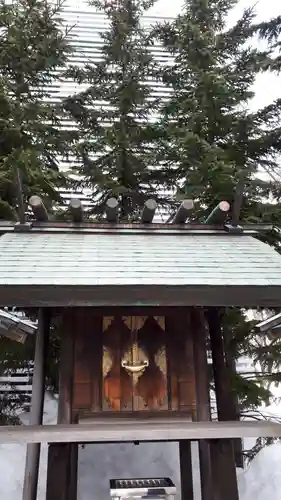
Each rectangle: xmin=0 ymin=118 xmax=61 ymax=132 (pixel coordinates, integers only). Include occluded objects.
xmin=207 ymin=308 xmax=239 ymax=500
xmin=223 ymin=325 xmax=243 ymax=468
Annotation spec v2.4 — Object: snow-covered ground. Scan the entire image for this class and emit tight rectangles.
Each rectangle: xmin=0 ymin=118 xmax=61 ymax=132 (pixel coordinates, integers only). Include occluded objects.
xmin=0 ymin=392 xmax=281 ymax=500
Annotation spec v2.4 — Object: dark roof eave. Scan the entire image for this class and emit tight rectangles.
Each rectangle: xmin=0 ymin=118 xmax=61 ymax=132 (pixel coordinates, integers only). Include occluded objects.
xmin=0 ymin=284 xmax=280 ymax=308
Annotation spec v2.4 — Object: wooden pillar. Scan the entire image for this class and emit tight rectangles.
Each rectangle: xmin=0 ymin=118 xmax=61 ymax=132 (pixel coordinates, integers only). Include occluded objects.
xmin=46 ymin=444 xmax=70 ymax=500
xmin=179 ymin=440 xmax=194 ymax=500
xmin=68 ymin=415 xmax=79 ymax=500
xmin=166 ymin=309 xmax=195 ymax=500
xmin=22 ymin=308 xmax=51 ymax=500
xmin=191 ymin=308 xmax=213 ymax=500
xmin=209 ymin=439 xmax=239 ymax=500
xmin=207 ymin=308 xmax=239 ymax=500
xmin=46 ymin=309 xmax=78 ymax=500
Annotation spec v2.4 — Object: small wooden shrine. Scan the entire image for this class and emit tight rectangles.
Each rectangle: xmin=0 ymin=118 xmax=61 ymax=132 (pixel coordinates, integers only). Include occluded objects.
xmin=0 ymin=196 xmax=281 ymax=500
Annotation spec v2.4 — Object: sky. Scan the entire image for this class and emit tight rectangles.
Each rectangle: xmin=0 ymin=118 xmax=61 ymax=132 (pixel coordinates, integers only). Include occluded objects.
xmin=147 ymin=0 xmax=281 ymax=110
xmin=147 ymin=0 xmax=280 ymax=20
xmin=149 ymin=0 xmax=281 ymax=110
xmin=66 ymin=0 xmax=281 ymax=18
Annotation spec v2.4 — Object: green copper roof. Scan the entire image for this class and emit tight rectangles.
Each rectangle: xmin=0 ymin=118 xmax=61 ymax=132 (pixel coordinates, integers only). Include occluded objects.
xmin=0 ymin=231 xmax=280 ymax=307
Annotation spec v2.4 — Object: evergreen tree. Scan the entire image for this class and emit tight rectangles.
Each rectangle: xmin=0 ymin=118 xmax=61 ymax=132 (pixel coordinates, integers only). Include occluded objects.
xmin=154 ymin=0 xmax=281 ymax=460
xmin=255 ymin=15 xmax=281 ymax=72
xmin=63 ymin=0 xmax=170 ymax=220
xmin=154 ymin=0 xmax=281 ymax=233
xmin=0 ymin=0 xmax=73 ymax=421
xmin=0 ymin=0 xmax=74 ymax=219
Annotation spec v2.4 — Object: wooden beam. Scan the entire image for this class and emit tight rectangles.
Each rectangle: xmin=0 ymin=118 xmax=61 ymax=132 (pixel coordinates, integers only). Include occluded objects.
xmin=0 ymin=220 xmax=272 ymax=234
xmin=69 ymin=199 xmax=83 ymax=223
xmin=105 ymin=197 xmax=118 ymax=223
xmin=205 ymin=201 xmax=230 ymax=225
xmin=2 ymin=283 xmax=281 ymax=308
xmin=0 ymin=419 xmax=280 ymax=445
xmin=29 ymin=196 xmax=49 ymax=222
xmin=173 ymin=200 xmax=194 ymax=224
xmin=256 ymin=312 xmax=281 ymax=332
xmin=22 ymin=309 xmax=51 ymax=500
xmin=141 ymin=199 xmax=157 ymax=224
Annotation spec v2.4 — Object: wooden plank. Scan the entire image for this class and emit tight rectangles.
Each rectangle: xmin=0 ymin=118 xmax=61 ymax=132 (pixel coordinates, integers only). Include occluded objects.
xmin=73 ymin=309 xmax=92 ymax=410
xmin=1 ymin=420 xmax=281 ymax=445
xmin=79 ymin=410 xmax=194 ymax=419
xmin=166 ymin=310 xmax=196 ymax=413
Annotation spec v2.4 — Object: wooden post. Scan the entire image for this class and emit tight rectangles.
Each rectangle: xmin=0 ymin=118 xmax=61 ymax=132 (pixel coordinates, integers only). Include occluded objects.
xmin=179 ymin=440 xmax=194 ymax=500
xmin=105 ymin=197 xmax=118 ymax=222
xmin=46 ymin=309 xmax=78 ymax=500
xmin=141 ymin=199 xmax=157 ymax=223
xmin=205 ymin=201 xmax=230 ymax=225
xmin=209 ymin=439 xmax=239 ymax=500
xmin=29 ymin=195 xmax=49 ymax=222
xmin=191 ymin=308 xmax=214 ymax=500
xmin=46 ymin=444 xmax=70 ymax=500
xmin=69 ymin=199 xmax=83 ymax=223
xmin=22 ymin=309 xmax=51 ymax=500
xmin=207 ymin=308 xmax=239 ymax=500
xmin=173 ymin=200 xmax=194 ymax=224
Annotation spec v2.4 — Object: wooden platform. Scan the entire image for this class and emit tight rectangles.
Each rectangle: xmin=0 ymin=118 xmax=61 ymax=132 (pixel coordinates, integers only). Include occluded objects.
xmin=1 ymin=419 xmax=281 ymax=444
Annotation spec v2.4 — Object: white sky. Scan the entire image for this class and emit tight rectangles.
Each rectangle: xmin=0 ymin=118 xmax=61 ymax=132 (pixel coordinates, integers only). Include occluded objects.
xmin=149 ymin=0 xmax=281 ymax=111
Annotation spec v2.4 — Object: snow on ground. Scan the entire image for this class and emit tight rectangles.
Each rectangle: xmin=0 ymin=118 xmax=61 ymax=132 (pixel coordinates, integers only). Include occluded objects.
xmin=0 ymin=392 xmax=281 ymax=500
xmin=238 ymin=442 xmax=281 ymax=500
